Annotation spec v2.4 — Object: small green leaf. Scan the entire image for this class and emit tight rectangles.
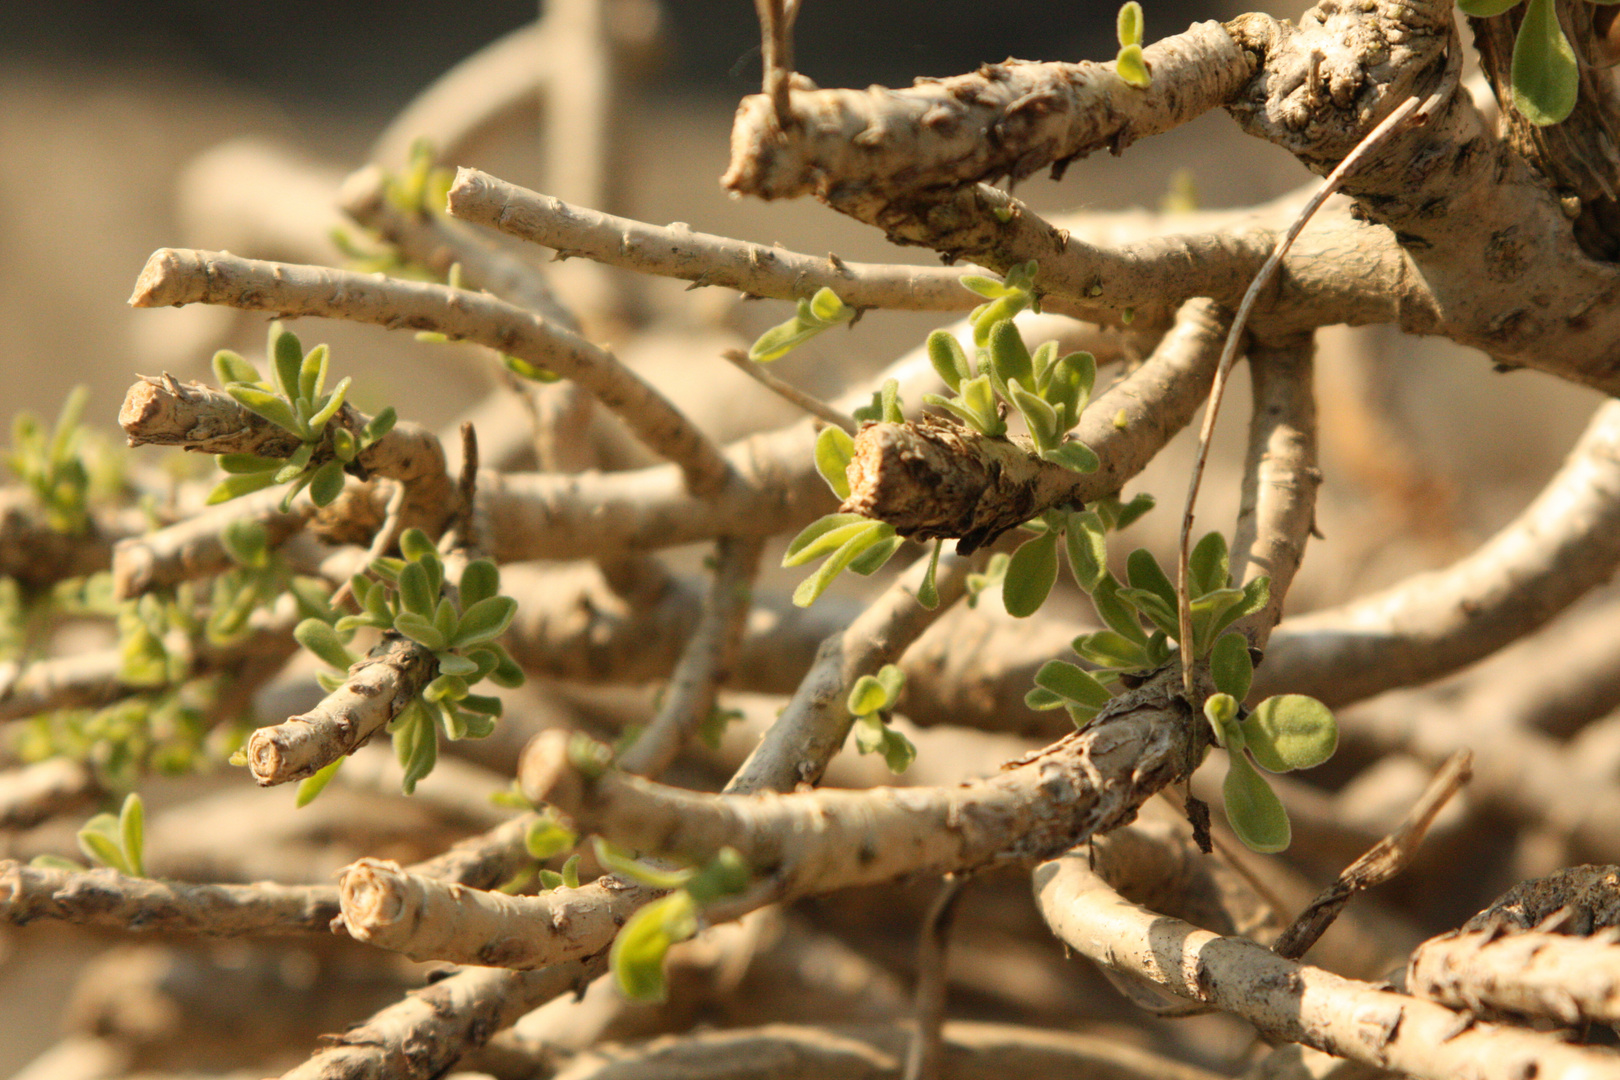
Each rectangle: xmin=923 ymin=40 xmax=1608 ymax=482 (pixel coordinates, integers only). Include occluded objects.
xmin=876 ymin=663 xmax=905 ymax=703
xmin=221 ymin=518 xmax=270 ymax=568
xmin=459 ymin=694 xmax=502 ymax=720
xmin=78 ymin=821 xmax=129 ymax=875
xmin=398 ymin=560 xmax=435 ymax=617
xmin=594 ymin=839 xmax=693 ymax=890
xmin=1117 ymin=0 xmax=1144 ymax=47
xmin=1189 ymin=531 xmax=1230 ymax=598
xmin=299 ymin=343 xmax=330 ymax=402
xmin=225 ymin=384 xmax=301 ymax=435
xmin=362 ymin=406 xmax=397 ymax=445
xmin=988 ymin=320 xmax=1035 ymax=397
xmin=485 ymin=643 xmax=526 ymax=688
xmin=217 ymin=453 xmax=282 ymax=474
xmin=270 ymin=324 xmax=305 ymax=399
xmin=1245 ymin=695 xmax=1338 ymax=773
xmin=1212 ymin=576 xmax=1270 ymax=639
xmin=880 ymin=378 xmax=903 ymax=424
xmin=296 ymin=618 xmax=357 ymax=671
xmin=846 ymin=533 xmax=903 ymax=575
xmin=1064 ymin=510 xmax=1108 ymax=591
xmin=1117 ymin=586 xmax=1180 ymax=638
xmin=1114 ymin=492 xmax=1156 ymax=531
xmin=927 ymin=330 xmax=972 ymax=391
xmin=1042 ymin=441 xmax=1099 ymax=474
xmin=917 ymin=538 xmax=943 ymax=609
xmin=809 ymin=287 xmax=847 ymax=322
xmin=1030 ymin=340 xmax=1058 ymax=391
xmin=399 ymin=711 xmax=438 ymax=794
xmin=1003 ymin=530 xmax=1060 ymax=618
xmin=1034 ymin=660 xmax=1112 ymax=708
xmin=611 ymin=890 xmax=698 ymax=1002
xmin=971 ymin=295 xmax=1027 ymax=347
xmin=459 ymin=559 xmax=500 ymax=608
xmin=435 ymin=652 xmax=480 ymax=677
xmin=296 ymin=757 xmax=344 ymax=808
xmin=1456 ymin=0 xmax=1522 ymax=12
xmin=207 ymin=470 xmax=280 ymax=505
xmin=309 ymin=460 xmax=346 ymax=507
xmin=1209 ymin=632 xmax=1253 ymax=701
xmin=815 ymin=425 xmax=855 ymax=501
xmin=526 ymin=816 xmax=578 ymax=860
xmin=848 ymin=674 xmax=888 ymax=717
xmin=960 ymin=274 xmax=1011 ymax=299
xmin=394 ymin=611 xmax=447 ymax=650
xmin=1511 ymin=0 xmax=1578 ymax=125
xmin=1203 ymin=692 xmax=1244 ymax=749
xmin=959 ymin=375 xmax=1007 ymax=436
xmin=879 ymin=725 xmax=916 ymax=774
xmin=791 ymin=524 xmax=890 ymax=607
xmin=425 ymin=674 xmax=469 ymax=703
xmin=782 ymin=513 xmax=868 ymax=566
xmin=1072 ymin=629 xmax=1153 ymax=672
xmin=1043 ymin=351 xmax=1095 ymax=429
xmin=452 ymin=595 xmax=518 ymax=647
xmin=1126 ymin=549 xmax=1178 ymax=617
xmin=118 ymin=793 xmax=145 ymax=878
xmin=1116 ymin=43 xmax=1152 ymax=88
xmin=213 ymin=349 xmax=261 ymax=386
xmin=1025 ymin=686 xmax=1067 ymax=710
xmin=308 ymin=376 xmax=352 ymax=433
xmin=1009 ymin=381 xmax=1059 ymax=450
xmin=1090 ymin=572 xmax=1147 ymax=644
xmin=1223 ymin=752 xmax=1291 ymax=853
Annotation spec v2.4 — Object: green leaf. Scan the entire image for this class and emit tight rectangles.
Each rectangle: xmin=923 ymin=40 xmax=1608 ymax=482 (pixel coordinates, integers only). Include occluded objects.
xmin=1212 ymin=576 xmax=1270 ymax=639
xmin=927 ymin=330 xmax=972 ymax=391
xmin=459 ymin=694 xmax=502 ymax=720
xmin=205 ymin=470 xmax=280 ymax=505
xmin=880 ymin=378 xmax=903 ymax=424
xmin=1025 ymin=686 xmax=1067 ymax=710
xmin=1064 ymin=510 xmax=1108 ymax=591
xmin=917 ymin=538 xmax=943 ymax=609
xmin=960 ymin=274 xmax=1011 ymax=299
xmin=425 ymin=674 xmax=469 ymax=703
xmin=782 ymin=514 xmax=868 ymax=566
xmin=1126 ymin=549 xmax=1178 ymax=617
xmin=398 ymin=559 xmax=435 ymax=617
xmin=394 ymin=611 xmax=447 ymax=651
xmin=221 ymin=518 xmax=270 ymax=568
xmin=987 ymin=320 xmax=1035 ymax=397
xmin=611 ymin=890 xmax=698 ymax=1002
xmin=1511 ymin=0 xmax=1577 ymax=125
xmin=1209 ymin=632 xmax=1253 ymax=701
xmin=847 ymin=534 xmax=903 ymax=575
xmin=1117 ymin=0 xmax=1144 ymax=47
xmin=814 ymin=426 xmax=855 ymax=501
xmin=1029 ymin=340 xmax=1058 ymax=391
xmin=309 ymin=460 xmax=346 ymax=507
xmin=848 ymin=674 xmax=889 ymax=717
xmin=1116 ymin=43 xmax=1152 ymax=88
xmin=1189 ymin=531 xmax=1230 ymax=598
xmin=1090 ymin=573 xmax=1147 ymax=644
xmin=1223 ymin=752 xmax=1291 ymax=853
xmin=270 ymin=324 xmax=305 ymax=399
xmin=452 ymin=595 xmax=518 ymax=647
xmin=213 ymin=349 xmax=261 ymax=386
xmin=1003 ymin=531 xmax=1060 ymax=618
xmin=299 ymin=343 xmax=330 ymax=402
xmin=217 ymin=453 xmax=282 ymax=474
xmin=1245 ymin=695 xmax=1338 ymax=773
xmin=791 ymin=525 xmax=890 ymax=607
xmin=1117 ymin=586 xmax=1180 ymax=638
xmin=459 ymin=559 xmax=500 ymax=608
xmin=1113 ymin=492 xmax=1155 ymax=531
xmin=296 ymin=757 xmax=344 ymax=808
xmin=1034 ymin=660 xmax=1112 ymax=709
xmin=959 ymin=375 xmax=1007 ymax=436
xmin=435 ymin=652 xmax=480 ymax=677
xmin=1203 ymin=692 xmax=1244 ymax=749
xmin=362 ymin=406 xmax=397 ymax=445
xmin=1072 ymin=629 xmax=1153 ymax=672
xmin=970 ymin=295 xmax=1027 ymax=347
xmin=1456 ymin=0 xmax=1522 ymax=12
xmin=226 ymin=384 xmax=301 ymax=435
xmin=526 ymin=816 xmax=578 ymax=860
xmin=594 ymin=839 xmax=693 ymax=890
xmin=399 ymin=711 xmax=438 ymax=794
xmin=1042 ymin=441 xmax=1100 ymax=474
xmin=118 ymin=793 xmax=145 ymax=878
xmin=876 ymin=663 xmax=905 ymax=703
xmin=273 ymin=441 xmax=316 ymax=484
xmin=399 ymin=527 xmax=436 ymax=563
xmin=879 ymin=725 xmax=916 ymax=774
xmin=78 ymin=820 xmax=130 ymax=875
xmin=296 ymin=618 xmax=356 ymax=671
xmin=308 ymin=376 xmax=352 ymax=433
xmin=1008 ymin=381 xmax=1059 ymax=450
xmin=485 ymin=643 xmax=526 ymax=688
xmin=1043 ymin=351 xmax=1095 ymax=428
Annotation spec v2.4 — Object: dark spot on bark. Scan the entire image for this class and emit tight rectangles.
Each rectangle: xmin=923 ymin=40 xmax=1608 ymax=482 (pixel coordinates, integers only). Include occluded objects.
xmin=1484 ymin=227 xmax=1528 ymax=282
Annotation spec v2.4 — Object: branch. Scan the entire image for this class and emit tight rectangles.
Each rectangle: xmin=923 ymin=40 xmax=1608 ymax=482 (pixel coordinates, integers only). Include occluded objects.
xmin=0 ymin=758 xmax=97 ymax=830
xmin=0 ymin=492 xmax=141 ymax=592
xmin=722 ymin=22 xmax=1251 ymax=208
xmin=128 ymin=248 xmax=731 ymax=495
xmin=1408 ymin=925 xmax=1620 ymax=1027
xmin=844 ymin=298 xmax=1225 ymax=550
xmin=245 ymin=632 xmax=434 ymax=787
xmin=446 ymin=168 xmax=980 ymax=311
xmin=1033 ymin=852 xmax=1620 ymax=1080
xmin=1259 ymin=399 xmax=1620 ymax=706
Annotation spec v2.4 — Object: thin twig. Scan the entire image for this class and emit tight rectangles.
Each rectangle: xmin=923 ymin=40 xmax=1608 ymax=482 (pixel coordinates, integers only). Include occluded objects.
xmin=329 ymin=480 xmax=407 ymax=612
xmin=1176 ymin=94 xmax=1427 ymax=697
xmin=721 ymin=349 xmax=858 ymax=433
xmin=903 ymin=875 xmax=967 ymax=1080
xmin=1272 ymin=750 xmax=1472 ymax=960
xmin=754 ymin=0 xmax=798 ymax=128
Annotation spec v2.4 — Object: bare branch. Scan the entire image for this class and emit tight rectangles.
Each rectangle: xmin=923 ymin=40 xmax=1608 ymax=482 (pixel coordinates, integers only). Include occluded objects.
xmin=128 ymin=248 xmax=732 ymax=495
xmin=1034 ymin=852 xmax=1620 ymax=1080
xmin=1408 ymin=924 xmax=1620 ymax=1027
xmin=0 ymin=758 xmax=97 ymax=830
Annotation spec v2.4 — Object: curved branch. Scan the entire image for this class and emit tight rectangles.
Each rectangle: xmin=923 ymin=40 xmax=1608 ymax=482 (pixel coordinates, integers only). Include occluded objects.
xmin=128 ymin=248 xmax=731 ymax=495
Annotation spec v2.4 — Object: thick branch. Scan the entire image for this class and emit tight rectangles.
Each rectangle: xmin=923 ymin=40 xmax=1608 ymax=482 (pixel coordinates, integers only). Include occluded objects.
xmin=128 ymin=248 xmax=730 ymax=494
xmin=1034 ymin=852 xmax=1620 ymax=1080
xmin=1408 ymin=926 xmax=1620 ymax=1027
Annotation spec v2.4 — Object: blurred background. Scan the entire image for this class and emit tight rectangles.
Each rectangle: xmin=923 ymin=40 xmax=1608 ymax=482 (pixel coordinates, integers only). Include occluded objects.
xmin=0 ymin=2 xmax=1608 ymax=1076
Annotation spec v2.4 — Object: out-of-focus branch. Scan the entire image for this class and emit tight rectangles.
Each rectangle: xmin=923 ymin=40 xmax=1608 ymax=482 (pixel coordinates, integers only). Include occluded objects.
xmin=1229 ymin=334 xmax=1320 ymax=648
xmin=447 ymin=169 xmax=981 ymax=311
xmin=1033 ymin=851 xmax=1620 ymax=1080
xmin=0 ymin=758 xmax=97 ymax=829
xmin=128 ymin=248 xmax=731 ymax=495
xmin=1260 ymin=399 xmax=1620 ymax=705
xmin=0 ymin=492 xmax=144 ymax=592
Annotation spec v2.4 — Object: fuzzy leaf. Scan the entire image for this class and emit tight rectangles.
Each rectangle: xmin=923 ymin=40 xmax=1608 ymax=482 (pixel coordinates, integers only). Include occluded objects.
xmin=1511 ymin=0 xmax=1577 ymax=126
xmin=880 ymin=378 xmax=903 ymax=424
xmin=1189 ymin=531 xmax=1230 ymax=598
xmin=1117 ymin=0 xmax=1144 ymax=47
xmin=960 ymin=375 xmax=1006 ymax=436
xmin=308 ymin=376 xmax=352 ymax=433
xmin=1113 ymin=492 xmax=1155 ymax=531
xmin=224 ymin=385 xmax=301 ymax=435
xmin=394 ymin=611 xmax=447 ymax=651
xmin=1456 ymin=0 xmax=1522 ymax=12
xmin=213 ymin=349 xmax=261 ymax=386
xmin=1003 ymin=530 xmax=1059 ymax=618
xmin=1009 ymin=381 xmax=1059 ymax=449
xmin=847 ymin=674 xmax=889 ymax=717
xmin=1223 ymin=752 xmax=1291 ymax=853
xmin=435 ymin=652 xmax=480 ymax=677
xmin=78 ymin=822 xmax=129 ymax=875
xmin=459 ymin=559 xmax=500 ymax=608
xmin=814 ymin=425 xmax=855 ymax=500
xmin=309 ymin=460 xmax=346 ymax=507
xmin=1212 ymin=576 xmax=1270 ymax=639
xmin=1090 ymin=573 xmax=1148 ymax=644
xmin=296 ymin=757 xmax=344 ymax=808
xmin=1245 ymin=695 xmax=1338 ymax=773
xmin=611 ymin=890 xmax=698 ymax=1002
xmin=927 ymin=330 xmax=972 ymax=391
xmin=1209 ymin=632 xmax=1253 ymax=702
xmin=791 ymin=525 xmax=890 ymax=607
xmin=270 ymin=324 xmax=305 ymax=399
xmin=296 ymin=618 xmax=356 ymax=671
xmin=453 ymin=596 xmax=518 ymax=647
xmin=917 ymin=538 xmax=943 ymax=609
xmin=1117 ymin=587 xmax=1180 ymax=638
xmin=299 ymin=343 xmax=330 ymax=402
xmin=1203 ymin=692 xmax=1244 ymax=749
xmin=1034 ymin=660 xmax=1112 ymax=708
xmin=1042 ymin=441 xmax=1100 ymax=474
xmin=1072 ymin=629 xmax=1153 ymax=672
xmin=217 ymin=453 xmax=282 ymax=474
xmin=783 ymin=513 xmax=869 ymax=566
xmin=987 ymin=320 xmax=1035 ymax=395
xmin=207 ymin=470 xmax=280 ymax=505
xmin=1064 ymin=510 xmax=1108 ymax=591
xmin=398 ymin=560 xmax=435 ymax=617
xmin=1116 ymin=43 xmax=1152 ymax=88
xmin=1126 ymin=549 xmax=1178 ymax=617
xmin=362 ymin=406 xmax=397 ymax=445
xmin=118 ymin=793 xmax=145 ymax=878
xmin=1025 ymin=686 xmax=1067 ymax=710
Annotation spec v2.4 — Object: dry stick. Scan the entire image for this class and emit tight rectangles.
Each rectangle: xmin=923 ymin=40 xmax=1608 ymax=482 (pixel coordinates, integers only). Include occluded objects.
xmin=721 ymin=349 xmax=857 ymax=434
xmin=542 ymin=1021 xmax=1227 ymax=1080
xmin=1033 ymin=854 xmax=1620 ymax=1080
xmin=1271 ymin=750 xmax=1472 ymax=960
xmin=903 ymin=876 xmax=966 ymax=1080
xmin=753 ymin=0 xmax=798 ymax=126
xmin=1175 ymin=94 xmax=1427 ymax=698
xmin=1407 ymin=925 xmax=1620 ymax=1027
xmin=615 ymin=535 xmax=765 ymax=778
xmin=128 ymin=248 xmax=731 ymax=496
xmin=446 ymin=169 xmax=980 ymax=312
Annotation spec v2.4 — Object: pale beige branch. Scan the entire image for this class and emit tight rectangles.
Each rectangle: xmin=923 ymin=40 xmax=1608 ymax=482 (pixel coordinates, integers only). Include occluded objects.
xmin=1408 ymin=924 xmax=1620 ymax=1026
xmin=128 ymin=248 xmax=731 ymax=495
xmin=0 ymin=758 xmax=98 ymax=829
xmin=1034 ymin=851 xmax=1620 ymax=1080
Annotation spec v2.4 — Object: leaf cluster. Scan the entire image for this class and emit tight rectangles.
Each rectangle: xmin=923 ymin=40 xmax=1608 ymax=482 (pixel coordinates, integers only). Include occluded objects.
xmin=845 ymin=663 xmax=916 ymax=774
xmin=6 ymin=385 xmax=95 ymax=534
xmin=1202 ymin=692 xmax=1337 ymax=852
xmin=208 ymin=323 xmax=396 ymax=511
xmin=746 ymin=287 xmax=855 ymax=363
xmin=32 ymin=793 xmax=146 ymax=877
